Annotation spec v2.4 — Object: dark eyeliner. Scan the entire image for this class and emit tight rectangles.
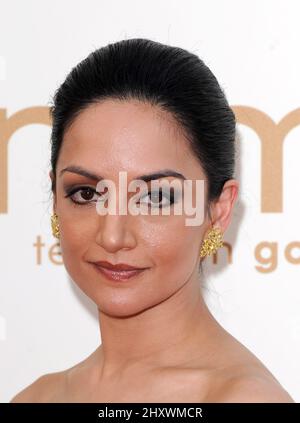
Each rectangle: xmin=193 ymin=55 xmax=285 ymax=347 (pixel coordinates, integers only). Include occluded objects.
xmin=63 ymin=185 xmax=98 ymax=204
xmin=143 ymin=187 xmax=176 ymax=208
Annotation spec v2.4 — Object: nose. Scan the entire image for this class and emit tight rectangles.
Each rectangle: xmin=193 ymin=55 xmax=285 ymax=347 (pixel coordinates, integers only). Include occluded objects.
xmin=95 ymin=211 xmax=137 ymax=253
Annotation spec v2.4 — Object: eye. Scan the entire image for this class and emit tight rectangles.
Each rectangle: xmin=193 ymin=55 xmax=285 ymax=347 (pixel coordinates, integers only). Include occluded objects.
xmin=64 ymin=186 xmax=103 ymax=205
xmin=139 ymin=188 xmax=175 ymax=208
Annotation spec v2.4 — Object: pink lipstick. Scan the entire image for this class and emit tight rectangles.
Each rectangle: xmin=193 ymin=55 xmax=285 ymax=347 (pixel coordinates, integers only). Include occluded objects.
xmin=91 ymin=260 xmax=148 ymax=282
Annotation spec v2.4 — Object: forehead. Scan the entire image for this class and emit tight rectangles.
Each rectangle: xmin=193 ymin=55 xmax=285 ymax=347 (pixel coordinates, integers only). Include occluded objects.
xmin=57 ymin=99 xmax=204 ymax=180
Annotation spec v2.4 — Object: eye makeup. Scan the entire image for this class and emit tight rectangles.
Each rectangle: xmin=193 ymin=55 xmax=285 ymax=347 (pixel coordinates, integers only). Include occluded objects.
xmin=63 ymin=184 xmax=181 ymax=209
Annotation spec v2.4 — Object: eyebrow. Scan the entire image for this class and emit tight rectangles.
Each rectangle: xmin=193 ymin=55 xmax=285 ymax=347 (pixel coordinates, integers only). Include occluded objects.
xmin=59 ymin=165 xmax=186 ymax=182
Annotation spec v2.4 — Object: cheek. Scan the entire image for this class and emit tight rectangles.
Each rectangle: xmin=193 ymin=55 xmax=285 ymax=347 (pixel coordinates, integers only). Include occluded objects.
xmin=141 ymin=218 xmax=201 ymax=283
xmin=55 ymin=214 xmax=203 ymax=316
xmin=58 ymin=218 xmax=98 ymax=303
xmin=58 ymin=213 xmax=93 ymax=274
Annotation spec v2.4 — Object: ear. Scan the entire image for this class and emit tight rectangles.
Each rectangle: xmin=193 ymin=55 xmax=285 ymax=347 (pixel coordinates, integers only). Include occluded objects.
xmin=49 ymin=170 xmax=57 ymax=212
xmin=208 ymin=179 xmax=239 ymax=234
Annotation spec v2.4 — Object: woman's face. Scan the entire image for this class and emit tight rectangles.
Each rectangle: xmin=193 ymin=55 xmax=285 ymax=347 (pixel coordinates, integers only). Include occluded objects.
xmin=51 ymin=99 xmax=210 ymax=317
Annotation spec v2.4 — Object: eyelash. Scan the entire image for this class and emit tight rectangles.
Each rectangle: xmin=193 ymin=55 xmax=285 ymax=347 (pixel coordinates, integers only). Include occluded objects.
xmin=64 ymin=186 xmax=100 ymax=207
xmin=64 ymin=186 xmax=176 ymax=208
xmin=139 ymin=188 xmax=175 ymax=208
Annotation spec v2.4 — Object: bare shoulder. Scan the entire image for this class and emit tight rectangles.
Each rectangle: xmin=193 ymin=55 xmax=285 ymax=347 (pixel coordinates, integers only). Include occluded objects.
xmin=10 ymin=349 xmax=99 ymax=403
xmin=10 ymin=371 xmax=67 ymax=403
xmin=198 ymin=326 xmax=295 ymax=403
xmin=206 ymin=368 xmax=295 ymax=403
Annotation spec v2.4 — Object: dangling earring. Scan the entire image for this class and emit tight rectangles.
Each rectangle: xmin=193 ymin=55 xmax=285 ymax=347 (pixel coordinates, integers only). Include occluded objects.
xmin=51 ymin=212 xmax=60 ymax=239
xmin=199 ymin=226 xmax=223 ymax=257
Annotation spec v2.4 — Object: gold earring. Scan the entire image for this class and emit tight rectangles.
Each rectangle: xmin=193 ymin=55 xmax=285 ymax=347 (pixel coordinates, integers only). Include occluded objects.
xmin=199 ymin=226 xmax=223 ymax=257
xmin=51 ymin=213 xmax=60 ymax=239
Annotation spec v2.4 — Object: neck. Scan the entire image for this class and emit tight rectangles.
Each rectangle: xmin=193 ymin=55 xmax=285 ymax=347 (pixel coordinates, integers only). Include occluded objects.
xmin=96 ymin=268 xmax=221 ymax=379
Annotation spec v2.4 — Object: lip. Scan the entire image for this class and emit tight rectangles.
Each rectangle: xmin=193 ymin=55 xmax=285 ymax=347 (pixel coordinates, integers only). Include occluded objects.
xmin=92 ymin=260 xmax=146 ymax=271
xmin=92 ymin=264 xmax=147 ymax=282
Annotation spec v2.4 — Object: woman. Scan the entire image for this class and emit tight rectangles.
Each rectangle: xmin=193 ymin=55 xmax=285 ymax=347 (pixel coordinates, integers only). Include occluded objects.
xmin=11 ymin=38 xmax=294 ymax=403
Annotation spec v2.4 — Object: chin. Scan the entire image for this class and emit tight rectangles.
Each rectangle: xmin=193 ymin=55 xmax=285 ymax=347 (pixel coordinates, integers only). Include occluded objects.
xmin=64 ymin=260 xmax=166 ymax=317
xmin=89 ymin=291 xmax=157 ymax=318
